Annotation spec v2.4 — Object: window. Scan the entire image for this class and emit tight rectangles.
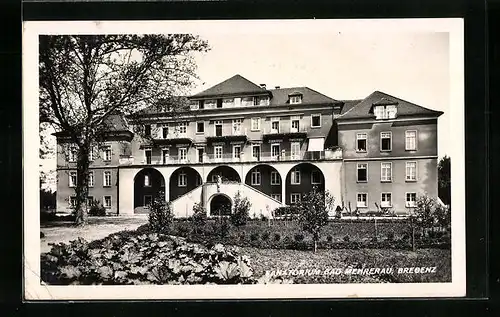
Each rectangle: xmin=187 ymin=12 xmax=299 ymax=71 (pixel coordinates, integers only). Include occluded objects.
xmin=406 ymin=192 xmax=417 ymax=208
xmin=103 ymin=171 xmax=112 ymax=187
xmin=89 ymin=147 xmax=95 ymax=161
xmin=103 ymin=196 xmax=112 ymax=209
xmin=311 ymin=171 xmax=321 ymax=184
xmin=271 ymin=143 xmax=280 ymax=159
xmin=356 ymin=133 xmax=367 ymax=152
xmin=145 ymin=149 xmax=152 ymax=164
xmin=178 ymin=122 xmax=187 ymax=135
xmin=271 ymin=117 xmax=280 ymax=133
xmin=69 ymin=171 xmax=77 ymax=187
xmin=251 ymin=117 xmax=261 ymax=131
xmin=214 ymin=120 xmax=223 ymax=137
xmin=357 ymin=163 xmax=367 ymax=182
xmin=381 ymin=162 xmax=392 ymax=182
xmin=290 ymin=95 xmax=302 ymax=104
xmin=162 ymin=126 xmax=169 ymax=139
xmin=271 ymin=194 xmax=281 ymax=202
xmin=179 ymin=148 xmax=187 ymax=162
xmin=311 ymin=114 xmax=321 ymax=128
xmin=291 ymin=116 xmax=300 ymax=132
xmin=88 ymin=171 xmax=94 ymax=187
xmin=144 ymin=174 xmax=151 ymax=187
xmin=216 ymin=99 xmax=223 ymax=108
xmin=380 ymin=132 xmax=392 ymax=151
xmin=68 ymin=146 xmax=77 ymax=162
xmin=406 ymin=161 xmax=417 ymax=181
xmin=144 ymin=124 xmax=151 ymax=137
xmin=162 ymin=149 xmax=169 ymax=164
xmin=232 ymin=119 xmax=243 ymax=135
xmin=271 ymin=171 xmax=280 ymax=185
xmin=374 ymin=105 xmax=397 ymax=119
xmin=381 ymin=193 xmax=392 ymax=208
xmin=69 ymin=196 xmax=77 ymax=207
xmin=178 ymin=172 xmax=187 ymax=187
xmin=214 ymin=146 xmax=223 ymax=161
xmin=233 ymin=145 xmax=241 ymax=159
xmin=290 ymin=193 xmax=301 ymax=204
xmin=253 ymin=97 xmax=260 ymax=106
xmin=291 ymin=142 xmax=301 ymax=160
xmin=87 ymin=196 xmax=94 ymax=206
xmin=252 ymin=145 xmax=261 ymax=161
xmin=103 ymin=146 xmax=112 ymax=161
xmin=196 ymin=122 xmax=204 ymax=134
xmin=357 ymin=193 xmax=368 ymax=208
xmin=144 ymin=195 xmax=152 ymax=207
xmin=198 ymin=100 xmax=204 ymax=109
xmin=251 ymin=169 xmax=261 ymax=185
xmin=405 ymin=130 xmax=417 ymax=150
xmin=291 ymin=168 xmax=301 ymax=185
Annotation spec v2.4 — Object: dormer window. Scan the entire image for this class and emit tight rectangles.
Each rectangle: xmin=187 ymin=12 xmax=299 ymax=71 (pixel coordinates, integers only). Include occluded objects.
xmin=374 ymin=104 xmax=397 ymax=119
xmin=290 ymin=94 xmax=302 ymax=104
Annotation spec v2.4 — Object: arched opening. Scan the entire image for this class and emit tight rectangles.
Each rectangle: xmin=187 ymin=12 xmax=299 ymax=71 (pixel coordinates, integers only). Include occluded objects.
xmin=245 ymin=164 xmax=282 ymax=202
xmin=285 ymin=163 xmax=325 ymax=205
xmin=134 ymin=168 xmax=165 ymax=213
xmin=209 ymin=194 xmax=232 ymax=216
xmin=169 ymin=166 xmax=202 ymax=202
xmin=207 ymin=165 xmax=241 ymax=183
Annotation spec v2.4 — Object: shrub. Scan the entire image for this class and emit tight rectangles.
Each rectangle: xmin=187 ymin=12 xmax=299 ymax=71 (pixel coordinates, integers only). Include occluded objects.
xmin=148 ymin=191 xmax=174 ymax=234
xmin=260 ymin=214 xmax=268 ymax=222
xmin=191 ymin=202 xmax=207 ymax=234
xmin=230 ymin=191 xmax=251 ymax=227
xmin=273 ymin=233 xmax=281 ymax=242
xmin=215 ymin=217 xmax=232 ymax=238
xmin=250 ymin=232 xmax=259 ymax=241
xmin=294 ymin=233 xmax=304 ymax=242
xmin=343 ymin=235 xmax=350 ymax=242
xmin=386 ymin=231 xmax=395 ymax=241
xmin=326 ymin=235 xmax=333 ymax=243
xmin=261 ymin=232 xmax=270 ymax=241
xmin=88 ymin=199 xmax=106 ymax=217
xmin=40 ymin=232 xmax=45 ymax=238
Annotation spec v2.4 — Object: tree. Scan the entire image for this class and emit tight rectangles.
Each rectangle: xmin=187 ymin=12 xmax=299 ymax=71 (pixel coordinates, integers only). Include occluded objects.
xmin=39 ymin=35 xmax=209 ymax=225
xmin=296 ymin=187 xmax=335 ymax=252
xmin=230 ymin=191 xmax=251 ymax=227
xmin=438 ymin=155 xmax=451 ymax=206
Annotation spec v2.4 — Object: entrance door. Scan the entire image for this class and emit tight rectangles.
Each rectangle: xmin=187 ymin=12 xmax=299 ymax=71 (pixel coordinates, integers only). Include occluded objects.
xmin=210 ymin=194 xmax=232 ymax=216
xmin=197 ymin=148 xmax=204 ymax=163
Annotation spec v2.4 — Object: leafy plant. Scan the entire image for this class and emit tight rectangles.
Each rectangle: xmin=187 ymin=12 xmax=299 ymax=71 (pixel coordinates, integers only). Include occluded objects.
xmin=230 ymin=191 xmax=251 ymax=227
xmin=261 ymin=232 xmax=270 ymax=241
xmin=191 ymin=202 xmax=208 ymax=233
xmin=273 ymin=233 xmax=281 ymax=242
xmin=88 ymin=199 xmax=106 ymax=217
xmin=148 ymin=191 xmax=174 ymax=234
xmin=294 ymin=233 xmax=304 ymax=242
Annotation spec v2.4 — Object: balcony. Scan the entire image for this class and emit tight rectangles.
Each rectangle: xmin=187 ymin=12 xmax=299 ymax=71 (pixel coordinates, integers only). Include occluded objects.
xmin=206 ymin=128 xmax=248 ymax=144
xmin=152 ymin=132 xmax=193 ymax=146
xmin=262 ymin=125 xmax=308 ymax=141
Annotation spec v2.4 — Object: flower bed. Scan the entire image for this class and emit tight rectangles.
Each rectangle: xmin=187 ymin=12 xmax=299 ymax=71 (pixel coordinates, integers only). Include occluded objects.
xmin=40 ymin=230 xmax=291 ymax=285
xmin=165 ymin=219 xmax=450 ymax=251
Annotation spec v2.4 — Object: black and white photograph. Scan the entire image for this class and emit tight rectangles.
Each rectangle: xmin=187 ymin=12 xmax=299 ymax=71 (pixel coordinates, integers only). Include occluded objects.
xmin=24 ymin=19 xmax=465 ymax=299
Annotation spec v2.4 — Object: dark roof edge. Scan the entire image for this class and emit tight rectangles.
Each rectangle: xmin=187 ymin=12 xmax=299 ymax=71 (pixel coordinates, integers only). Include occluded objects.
xmin=335 ymin=112 xmax=443 ymax=122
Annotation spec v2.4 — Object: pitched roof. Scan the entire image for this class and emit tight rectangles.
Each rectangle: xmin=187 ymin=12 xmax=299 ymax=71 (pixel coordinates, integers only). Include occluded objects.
xmin=339 ymin=99 xmax=363 ymax=115
xmin=102 ymin=113 xmax=131 ymax=131
xmin=338 ymin=91 xmax=443 ymax=120
xmin=190 ymin=74 xmax=267 ymax=99
xmin=268 ymin=87 xmax=338 ymax=106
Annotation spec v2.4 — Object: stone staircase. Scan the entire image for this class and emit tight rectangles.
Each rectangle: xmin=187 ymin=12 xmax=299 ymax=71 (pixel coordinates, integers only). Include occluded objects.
xmin=169 ymin=182 xmax=284 ymax=218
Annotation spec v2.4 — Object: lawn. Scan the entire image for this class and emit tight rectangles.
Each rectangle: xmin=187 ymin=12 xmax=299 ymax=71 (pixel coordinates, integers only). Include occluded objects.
xmin=40 ymin=215 xmax=148 ymax=253
xmin=240 ymin=247 xmax=452 ymax=283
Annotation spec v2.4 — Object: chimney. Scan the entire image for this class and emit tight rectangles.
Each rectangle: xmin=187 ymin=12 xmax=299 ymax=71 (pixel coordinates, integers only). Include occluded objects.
xmin=260 ymin=84 xmax=266 ymax=89
xmin=275 ymin=86 xmax=280 ymax=89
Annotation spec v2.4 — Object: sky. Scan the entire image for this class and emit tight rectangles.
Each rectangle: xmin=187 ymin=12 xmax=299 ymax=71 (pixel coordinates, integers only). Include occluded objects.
xmin=39 ymin=23 xmax=455 ymax=192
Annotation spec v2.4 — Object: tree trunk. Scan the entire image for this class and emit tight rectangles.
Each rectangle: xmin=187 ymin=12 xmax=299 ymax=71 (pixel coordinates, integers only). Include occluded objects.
xmin=74 ymin=142 xmax=91 ymax=226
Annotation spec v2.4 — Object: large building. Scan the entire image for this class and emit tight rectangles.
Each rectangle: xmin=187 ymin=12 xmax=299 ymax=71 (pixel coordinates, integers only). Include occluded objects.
xmin=55 ymin=74 xmax=443 ymax=217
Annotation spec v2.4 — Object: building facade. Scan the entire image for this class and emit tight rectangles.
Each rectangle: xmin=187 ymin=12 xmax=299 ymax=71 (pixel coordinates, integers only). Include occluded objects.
xmin=55 ymin=74 xmax=443 ymax=217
